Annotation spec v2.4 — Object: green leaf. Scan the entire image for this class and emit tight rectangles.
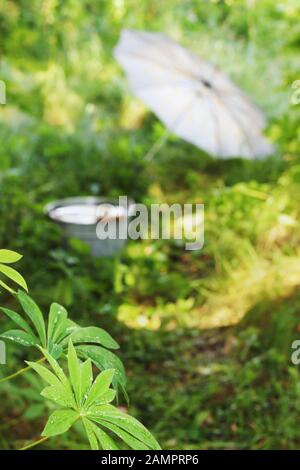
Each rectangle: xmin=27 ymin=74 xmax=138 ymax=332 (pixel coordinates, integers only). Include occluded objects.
xmin=80 ymin=358 xmax=93 ymax=404
xmin=0 ymin=307 xmax=35 ymax=336
xmin=90 ymin=405 xmax=161 ymax=450
xmin=67 ymin=340 xmax=81 ymax=405
xmin=82 ymin=418 xmax=99 ymax=450
xmin=38 ymin=346 xmax=71 ymax=391
xmin=83 ymin=418 xmax=118 ymax=450
xmin=41 ymin=384 xmax=76 ymax=408
xmin=66 ymin=326 xmax=119 ymax=350
xmin=0 ymin=329 xmax=37 ymax=347
xmin=77 ymin=345 xmax=127 ymax=394
xmin=48 ymin=303 xmax=68 ymax=343
xmin=0 ymin=250 xmax=22 ymax=263
xmin=26 ymin=361 xmax=62 ymax=387
xmin=119 ymin=383 xmax=129 ymax=405
xmin=57 ymin=319 xmax=78 ymax=342
xmin=17 ymin=291 xmax=46 ymax=347
xmin=84 ymin=369 xmax=114 ymax=409
xmin=0 ymin=264 xmax=28 ymax=291
xmin=0 ymin=278 xmax=15 ymax=294
xmin=50 ymin=318 xmax=80 ymax=349
xmin=99 ymin=420 xmax=148 ymax=450
xmin=92 ymin=424 xmax=119 ymax=450
xmin=28 ymin=356 xmax=77 ymax=409
xmin=88 ymin=389 xmax=116 ymax=407
xmin=48 ymin=342 xmax=63 ymax=359
xmin=42 ymin=409 xmax=79 ymax=437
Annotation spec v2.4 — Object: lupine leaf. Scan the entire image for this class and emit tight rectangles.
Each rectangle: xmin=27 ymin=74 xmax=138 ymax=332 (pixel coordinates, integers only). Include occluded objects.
xmin=84 ymin=369 xmax=114 ymax=409
xmin=0 ymin=250 xmax=22 ymax=263
xmin=0 ymin=279 xmax=15 ymax=294
xmin=0 ymin=307 xmax=35 ymax=336
xmin=79 ymin=359 xmax=93 ymax=404
xmin=42 ymin=409 xmax=79 ymax=437
xmin=26 ymin=361 xmax=62 ymax=387
xmin=0 ymin=264 xmax=28 ymax=292
xmin=48 ymin=303 xmax=68 ymax=343
xmin=99 ymin=420 xmax=148 ymax=450
xmin=77 ymin=345 xmax=127 ymax=393
xmin=65 ymin=326 xmax=119 ymax=350
xmin=67 ymin=340 xmax=81 ymax=405
xmin=41 ymin=384 xmax=76 ymax=408
xmin=38 ymin=346 xmax=71 ymax=390
xmin=48 ymin=342 xmax=63 ymax=359
xmin=87 ymin=389 xmax=116 ymax=408
xmin=83 ymin=418 xmax=118 ymax=450
xmin=28 ymin=356 xmax=77 ymax=409
xmin=89 ymin=405 xmax=161 ymax=450
xmin=17 ymin=291 xmax=46 ymax=346
xmin=0 ymin=329 xmax=37 ymax=347
xmin=91 ymin=423 xmax=119 ymax=450
xmin=55 ymin=319 xmax=78 ymax=343
xmin=82 ymin=418 xmax=99 ymax=450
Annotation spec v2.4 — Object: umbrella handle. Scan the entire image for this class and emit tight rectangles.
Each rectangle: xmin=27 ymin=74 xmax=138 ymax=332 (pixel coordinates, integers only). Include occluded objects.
xmin=144 ymin=129 xmax=171 ymax=162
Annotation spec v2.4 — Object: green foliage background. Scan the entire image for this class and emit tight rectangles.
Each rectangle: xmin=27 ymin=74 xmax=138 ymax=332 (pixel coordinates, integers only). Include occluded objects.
xmin=1 ymin=0 xmax=300 ymax=449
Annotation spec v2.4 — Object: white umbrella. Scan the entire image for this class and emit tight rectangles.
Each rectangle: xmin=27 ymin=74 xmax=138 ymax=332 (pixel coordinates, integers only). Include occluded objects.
xmin=114 ymin=29 xmax=274 ymax=160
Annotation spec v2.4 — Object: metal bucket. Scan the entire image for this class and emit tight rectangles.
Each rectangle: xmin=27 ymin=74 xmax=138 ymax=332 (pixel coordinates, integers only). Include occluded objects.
xmin=45 ymin=196 xmax=135 ymax=257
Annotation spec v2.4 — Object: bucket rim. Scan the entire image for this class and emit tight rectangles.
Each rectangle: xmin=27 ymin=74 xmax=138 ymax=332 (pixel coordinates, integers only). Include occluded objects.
xmin=45 ymin=196 xmax=135 ymax=226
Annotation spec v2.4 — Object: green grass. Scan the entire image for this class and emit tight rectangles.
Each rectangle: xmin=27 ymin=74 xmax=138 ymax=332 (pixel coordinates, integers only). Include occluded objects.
xmin=1 ymin=0 xmax=300 ymax=450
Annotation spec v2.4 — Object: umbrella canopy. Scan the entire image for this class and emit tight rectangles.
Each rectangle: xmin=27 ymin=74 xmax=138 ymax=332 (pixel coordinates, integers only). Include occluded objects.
xmin=114 ymin=29 xmax=274 ymax=159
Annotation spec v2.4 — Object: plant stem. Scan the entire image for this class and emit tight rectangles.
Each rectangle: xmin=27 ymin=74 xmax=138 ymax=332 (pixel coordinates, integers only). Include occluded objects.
xmin=19 ymin=436 xmax=49 ymax=450
xmin=0 ymin=357 xmax=46 ymax=384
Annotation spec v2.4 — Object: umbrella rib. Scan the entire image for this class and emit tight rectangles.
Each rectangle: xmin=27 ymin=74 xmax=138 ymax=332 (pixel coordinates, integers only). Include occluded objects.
xmin=213 ymin=91 xmax=256 ymax=157
xmin=149 ymin=88 xmax=201 ymax=135
xmin=144 ymin=95 xmax=198 ymax=161
xmin=220 ymin=91 xmax=265 ymax=131
xmin=167 ymin=93 xmax=219 ymax=154
xmin=116 ymin=49 xmax=204 ymax=84
xmin=167 ymin=94 xmax=202 ymax=136
xmin=207 ymin=93 xmax=222 ymax=157
xmin=120 ymin=33 xmax=204 ymax=80
xmin=134 ymin=82 xmax=196 ymax=92
xmin=230 ymin=87 xmax=265 ymax=126
xmin=129 ymin=32 xmax=224 ymax=88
